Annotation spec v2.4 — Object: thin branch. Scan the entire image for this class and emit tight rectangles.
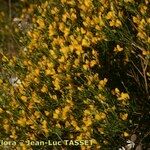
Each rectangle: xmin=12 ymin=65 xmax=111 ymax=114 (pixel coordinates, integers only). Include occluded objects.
xmin=140 ymin=57 xmax=149 ymax=95
xmin=131 ymin=42 xmax=144 ymax=52
xmin=131 ymin=61 xmax=143 ymax=77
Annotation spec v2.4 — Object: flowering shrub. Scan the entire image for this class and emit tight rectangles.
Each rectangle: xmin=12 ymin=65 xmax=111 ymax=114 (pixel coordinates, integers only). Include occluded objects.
xmin=0 ymin=0 xmax=150 ymax=149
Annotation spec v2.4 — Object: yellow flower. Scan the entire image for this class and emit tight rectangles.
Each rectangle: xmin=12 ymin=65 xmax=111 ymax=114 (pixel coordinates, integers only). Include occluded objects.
xmin=53 ymin=108 xmax=60 ymax=119
xmin=47 ymin=62 xmax=54 ymax=68
xmin=27 ymin=133 xmax=36 ymax=140
xmin=48 ymin=25 xmax=55 ymax=36
xmin=0 ymin=108 xmax=4 ymax=114
xmin=42 ymin=120 xmax=49 ymax=135
xmin=74 ymin=58 xmax=80 ymax=67
xmin=91 ymin=139 xmax=98 ymax=144
xmin=37 ymin=18 xmax=45 ymax=28
xmin=76 ymin=134 xmax=83 ymax=140
xmin=142 ymin=50 xmax=150 ymax=55
xmin=63 ymin=106 xmax=70 ymax=113
xmin=45 ymin=68 xmax=56 ymax=76
xmin=84 ymin=109 xmax=91 ymax=116
xmin=56 ymin=123 xmax=61 ymax=128
xmin=115 ymin=88 xmax=120 ymax=94
xmin=60 ymin=46 xmax=70 ymax=56
xmin=52 ymin=95 xmax=57 ymax=100
xmin=75 ymin=126 xmax=80 ymax=131
xmin=97 ymin=94 xmax=106 ymax=102
xmin=34 ymin=111 xmax=41 ymax=118
xmin=81 ymin=27 xmax=86 ymax=34
xmin=106 ymin=11 xmax=115 ymax=20
xmin=118 ymin=92 xmax=130 ymax=100
xmin=82 ymin=39 xmax=90 ymax=47
xmin=51 ymin=7 xmax=59 ymax=14
xmin=89 ymin=104 xmax=94 ymax=110
xmin=10 ymin=129 xmax=17 ymax=139
xmin=17 ymin=117 xmax=26 ymax=127
xmin=98 ymin=128 xmax=104 ymax=134
xmin=53 ymin=113 xmax=59 ymax=119
xmin=109 ymin=20 xmax=115 ymax=27
xmin=21 ymin=95 xmax=28 ymax=102
xmin=55 ymin=109 xmax=60 ymax=114
xmin=34 ymin=69 xmax=40 ymax=76
xmin=140 ymin=5 xmax=147 ymax=15
xmin=26 ymin=119 xmax=33 ymax=125
xmin=34 ymin=77 xmax=40 ymax=84
xmin=62 ymin=112 xmax=67 ymax=120
xmin=20 ymin=143 xmax=27 ymax=150
xmin=90 ymin=60 xmax=97 ymax=67
xmin=52 ymin=78 xmax=61 ymax=90
xmin=120 ymin=113 xmax=128 ymax=120
xmin=42 ymin=120 xmax=47 ymax=127
xmin=45 ymin=111 xmax=50 ymax=116
xmin=83 ymin=64 xmax=89 ymax=70
xmin=62 ymin=13 xmax=68 ymax=22
xmin=115 ymin=19 xmax=122 ymax=27
xmin=123 ymin=131 xmax=129 ymax=137
xmin=114 ymin=45 xmax=123 ymax=52
xmin=83 ymin=117 xmax=92 ymax=127
xmin=133 ymin=16 xmax=140 ymax=24
xmin=71 ymin=120 xmax=78 ymax=128
xmin=32 ymin=96 xmax=41 ymax=103
xmin=75 ymin=45 xmax=83 ymax=55
xmin=58 ymin=56 xmax=65 ymax=63
xmin=2 ymin=55 xmax=9 ymax=62
xmin=65 ymin=121 xmax=70 ymax=127
xmin=95 ymin=112 xmax=106 ymax=120
xmin=59 ymin=22 xmax=65 ymax=32
xmin=84 ymin=0 xmax=92 ymax=7
xmin=137 ymin=31 xmax=146 ymax=39
xmin=98 ymin=78 xmax=108 ymax=88
xmin=41 ymin=85 xmax=48 ymax=93
xmin=64 ymin=27 xmax=70 ymax=37
xmin=62 ymin=105 xmax=70 ymax=117
xmin=3 ymin=124 xmax=10 ymax=132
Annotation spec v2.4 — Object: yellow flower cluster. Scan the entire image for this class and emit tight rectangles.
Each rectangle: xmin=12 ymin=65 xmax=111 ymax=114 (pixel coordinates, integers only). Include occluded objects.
xmin=132 ymin=3 xmax=150 ymax=55
xmin=112 ymin=88 xmax=130 ymax=106
xmin=2 ymin=0 xmax=145 ymax=149
xmin=114 ymin=45 xmax=123 ymax=52
xmin=106 ymin=11 xmax=122 ymax=27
